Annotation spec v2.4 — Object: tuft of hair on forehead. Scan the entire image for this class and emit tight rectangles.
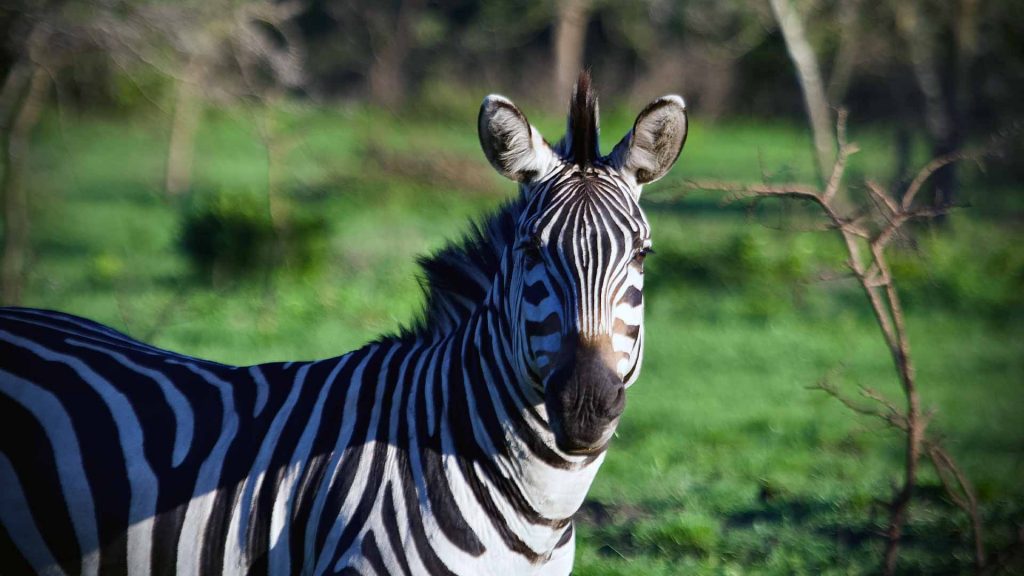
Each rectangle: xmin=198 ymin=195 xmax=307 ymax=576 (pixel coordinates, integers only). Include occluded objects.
xmin=566 ymin=69 xmax=600 ymax=168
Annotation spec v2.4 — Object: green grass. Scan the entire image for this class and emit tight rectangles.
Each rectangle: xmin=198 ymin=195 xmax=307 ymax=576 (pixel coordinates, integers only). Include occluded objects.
xmin=18 ymin=102 xmax=1024 ymax=574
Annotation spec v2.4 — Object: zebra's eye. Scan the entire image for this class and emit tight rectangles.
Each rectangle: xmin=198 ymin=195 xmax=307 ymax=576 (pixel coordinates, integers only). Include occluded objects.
xmin=634 ymin=246 xmax=654 ymax=265
xmin=516 ymin=236 xmax=544 ymax=264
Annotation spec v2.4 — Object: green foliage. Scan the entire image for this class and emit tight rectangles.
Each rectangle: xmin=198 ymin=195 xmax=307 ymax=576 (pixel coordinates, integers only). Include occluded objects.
xmin=108 ymin=66 xmax=174 ymax=113
xmin=88 ymin=252 xmax=126 ymax=286
xmin=411 ymin=78 xmax=487 ymax=123
xmin=179 ymin=189 xmax=329 ymax=283
xmin=889 ymin=220 xmax=1024 ymax=322
xmin=645 ymin=223 xmax=833 ymax=321
xmin=645 ymin=208 xmax=1024 ymax=325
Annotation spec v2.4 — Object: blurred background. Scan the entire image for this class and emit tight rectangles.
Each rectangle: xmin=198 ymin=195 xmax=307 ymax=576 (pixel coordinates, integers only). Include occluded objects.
xmin=2 ymin=0 xmax=1022 ymax=573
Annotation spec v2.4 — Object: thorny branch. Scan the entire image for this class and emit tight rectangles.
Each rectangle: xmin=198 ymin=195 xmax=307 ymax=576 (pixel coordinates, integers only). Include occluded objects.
xmin=680 ymin=112 xmax=1000 ymax=574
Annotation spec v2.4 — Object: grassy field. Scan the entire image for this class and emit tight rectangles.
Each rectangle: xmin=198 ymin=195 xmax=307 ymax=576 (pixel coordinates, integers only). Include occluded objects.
xmin=19 ymin=102 xmax=1024 ymax=574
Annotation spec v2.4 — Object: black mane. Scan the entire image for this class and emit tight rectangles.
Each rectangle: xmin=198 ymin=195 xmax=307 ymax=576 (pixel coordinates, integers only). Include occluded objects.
xmin=396 ymin=196 xmax=525 ymax=340
xmin=564 ymin=70 xmax=600 ymax=168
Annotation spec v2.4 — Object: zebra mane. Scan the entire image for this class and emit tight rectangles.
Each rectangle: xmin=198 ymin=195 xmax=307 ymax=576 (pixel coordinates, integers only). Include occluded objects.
xmin=559 ymin=69 xmax=601 ymax=168
xmin=398 ymin=196 xmax=525 ymax=340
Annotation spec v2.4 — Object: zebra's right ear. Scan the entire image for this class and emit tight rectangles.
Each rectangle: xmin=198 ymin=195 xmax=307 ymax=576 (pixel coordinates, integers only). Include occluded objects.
xmin=478 ymin=95 xmax=557 ymax=182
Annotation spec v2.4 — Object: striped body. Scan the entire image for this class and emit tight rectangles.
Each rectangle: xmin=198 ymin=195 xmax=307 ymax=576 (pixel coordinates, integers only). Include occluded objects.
xmin=0 ymin=72 xmax=687 ymax=575
xmin=1 ymin=305 xmax=586 ymax=575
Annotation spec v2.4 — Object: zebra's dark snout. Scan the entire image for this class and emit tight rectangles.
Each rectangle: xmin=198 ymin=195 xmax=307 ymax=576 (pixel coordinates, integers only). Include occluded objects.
xmin=544 ymin=339 xmax=626 ymax=455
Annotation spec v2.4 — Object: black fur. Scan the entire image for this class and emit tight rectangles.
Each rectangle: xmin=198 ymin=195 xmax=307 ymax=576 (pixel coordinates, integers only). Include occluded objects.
xmin=567 ymin=70 xmax=600 ymax=168
xmin=397 ymin=197 xmax=525 ymax=341
xmin=544 ymin=340 xmax=625 ymax=454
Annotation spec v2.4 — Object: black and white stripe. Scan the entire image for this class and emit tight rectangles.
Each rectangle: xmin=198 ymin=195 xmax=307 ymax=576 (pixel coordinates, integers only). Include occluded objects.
xmin=1 ymin=71 xmax=687 ymax=575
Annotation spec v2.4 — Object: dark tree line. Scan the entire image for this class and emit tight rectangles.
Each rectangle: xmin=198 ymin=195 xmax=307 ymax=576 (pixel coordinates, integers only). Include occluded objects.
xmin=5 ymin=0 xmax=1019 ymax=123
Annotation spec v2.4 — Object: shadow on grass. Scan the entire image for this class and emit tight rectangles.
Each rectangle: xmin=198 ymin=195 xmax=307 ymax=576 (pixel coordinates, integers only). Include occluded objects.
xmin=576 ymin=483 xmax=1003 ymax=573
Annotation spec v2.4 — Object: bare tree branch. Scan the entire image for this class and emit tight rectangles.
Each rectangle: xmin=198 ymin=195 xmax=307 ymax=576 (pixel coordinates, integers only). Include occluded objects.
xmin=692 ymin=112 xmax=992 ymax=574
xmin=823 ymin=109 xmax=858 ymax=203
xmin=866 ymin=179 xmax=900 ymax=215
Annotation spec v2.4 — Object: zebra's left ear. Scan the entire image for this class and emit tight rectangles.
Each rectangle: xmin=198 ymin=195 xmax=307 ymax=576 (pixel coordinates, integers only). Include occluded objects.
xmin=478 ymin=95 xmax=557 ymax=183
xmin=609 ymin=96 xmax=688 ymax=189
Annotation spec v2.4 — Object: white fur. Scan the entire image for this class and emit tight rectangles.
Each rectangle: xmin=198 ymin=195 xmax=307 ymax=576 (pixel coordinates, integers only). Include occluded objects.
xmin=479 ymin=95 xmax=559 ymax=182
xmin=610 ymin=95 xmax=688 ymax=190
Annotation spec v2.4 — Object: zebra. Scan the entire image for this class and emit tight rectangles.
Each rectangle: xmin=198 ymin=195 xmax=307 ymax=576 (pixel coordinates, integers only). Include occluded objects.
xmin=0 ymin=71 xmax=687 ymax=575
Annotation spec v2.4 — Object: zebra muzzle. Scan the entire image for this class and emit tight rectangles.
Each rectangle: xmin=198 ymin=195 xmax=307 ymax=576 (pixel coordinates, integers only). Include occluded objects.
xmin=544 ymin=339 xmax=626 ymax=455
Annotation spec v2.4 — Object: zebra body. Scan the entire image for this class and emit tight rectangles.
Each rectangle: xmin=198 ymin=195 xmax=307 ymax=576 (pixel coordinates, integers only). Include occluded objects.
xmin=0 ymin=72 xmax=687 ymax=575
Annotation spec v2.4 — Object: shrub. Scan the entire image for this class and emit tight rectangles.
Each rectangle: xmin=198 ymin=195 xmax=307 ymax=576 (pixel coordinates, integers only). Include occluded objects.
xmin=888 ymin=220 xmax=1024 ymax=321
xmin=180 ymin=189 xmax=329 ymax=283
xmin=87 ymin=252 xmax=126 ymax=287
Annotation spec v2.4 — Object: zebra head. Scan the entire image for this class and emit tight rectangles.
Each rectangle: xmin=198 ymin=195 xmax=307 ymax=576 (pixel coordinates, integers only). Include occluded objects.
xmin=478 ymin=72 xmax=687 ymax=455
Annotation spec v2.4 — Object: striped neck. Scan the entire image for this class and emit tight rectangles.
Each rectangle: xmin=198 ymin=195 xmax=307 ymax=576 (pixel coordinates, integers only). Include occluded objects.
xmin=418 ymin=296 xmax=603 ymax=562
xmin=461 ymin=256 xmax=608 ymax=511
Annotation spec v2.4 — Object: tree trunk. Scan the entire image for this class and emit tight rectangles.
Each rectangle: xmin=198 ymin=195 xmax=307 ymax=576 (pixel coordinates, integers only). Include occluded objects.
xmin=164 ymin=56 xmax=203 ymax=197
xmin=769 ymin=0 xmax=835 ymax=184
xmin=893 ymin=0 xmax=959 ymax=209
xmin=551 ymin=0 xmax=589 ymax=111
xmin=1 ymin=63 xmax=50 ymax=305
xmin=826 ymin=0 xmax=862 ymax=106
xmin=946 ymin=0 xmax=980 ymax=210
xmin=954 ymin=0 xmax=980 ymax=115
xmin=366 ymin=0 xmax=420 ymax=109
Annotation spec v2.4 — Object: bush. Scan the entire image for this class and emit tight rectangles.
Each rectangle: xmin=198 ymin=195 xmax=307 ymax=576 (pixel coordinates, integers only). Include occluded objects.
xmin=645 ymin=229 xmax=824 ymax=320
xmin=648 ymin=229 xmax=817 ymax=290
xmin=87 ymin=252 xmax=126 ymax=287
xmin=646 ymin=215 xmax=1024 ymax=323
xmin=889 ymin=220 xmax=1024 ymax=321
xmin=179 ymin=189 xmax=329 ymax=284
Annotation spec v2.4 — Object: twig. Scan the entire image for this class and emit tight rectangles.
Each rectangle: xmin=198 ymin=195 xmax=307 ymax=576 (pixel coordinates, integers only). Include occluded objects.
xmin=866 ymin=179 xmax=900 ymax=215
xmin=902 ymin=149 xmax=974 ymax=211
xmin=823 ymin=109 xmax=858 ymax=203
xmin=810 ymin=379 xmax=884 ymax=421
xmin=928 ymin=442 xmax=986 ymax=570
